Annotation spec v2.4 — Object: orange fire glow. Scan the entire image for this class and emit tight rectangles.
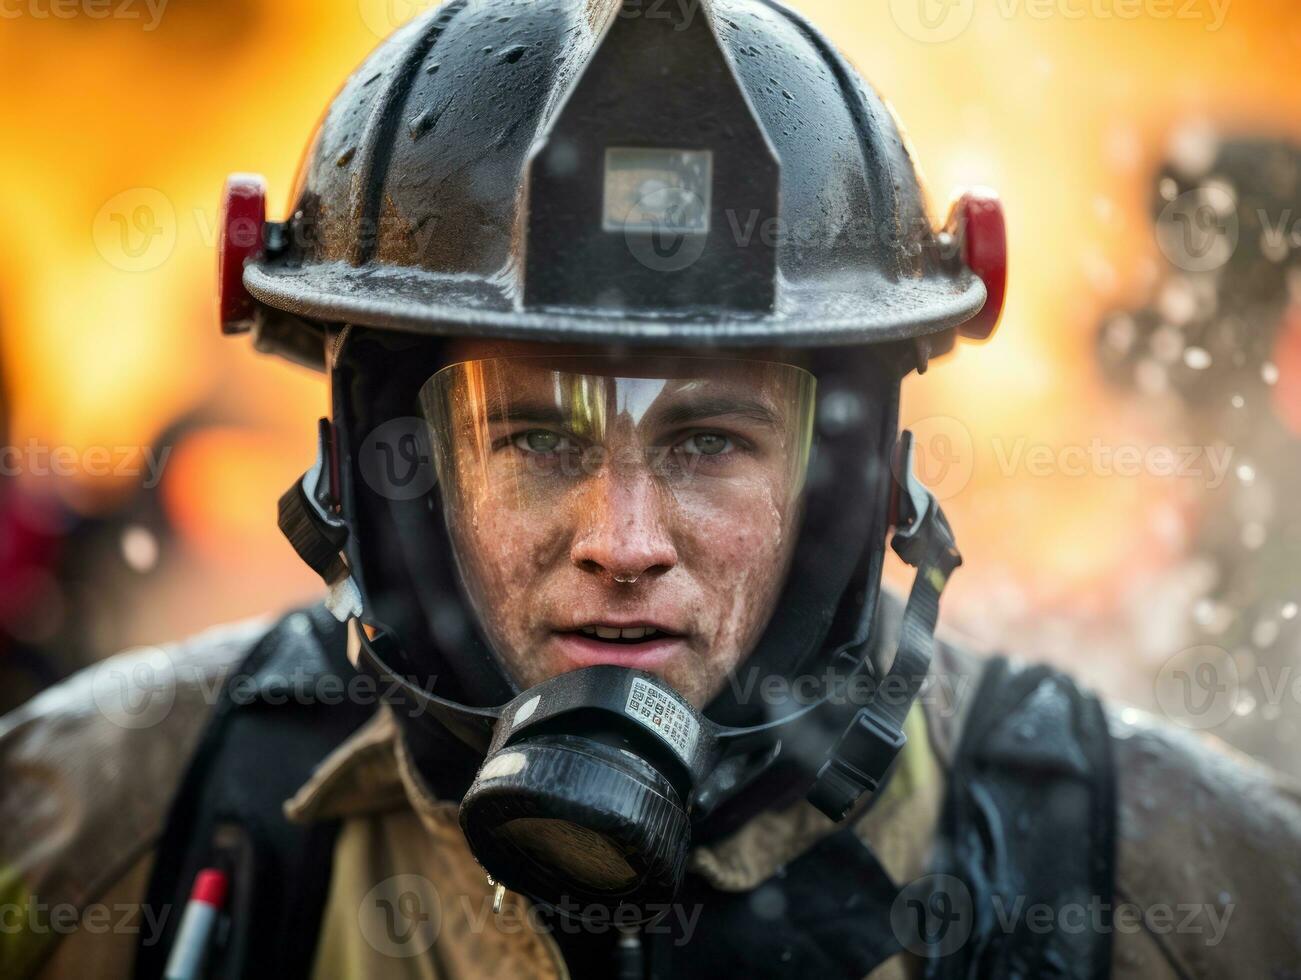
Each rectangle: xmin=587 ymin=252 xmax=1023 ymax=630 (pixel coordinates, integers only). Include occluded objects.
xmin=1 ymin=0 xmax=1299 ymax=652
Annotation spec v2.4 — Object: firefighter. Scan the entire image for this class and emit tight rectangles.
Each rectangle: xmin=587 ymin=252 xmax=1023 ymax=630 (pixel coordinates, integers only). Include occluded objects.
xmin=2 ymin=1 xmax=1298 ymax=977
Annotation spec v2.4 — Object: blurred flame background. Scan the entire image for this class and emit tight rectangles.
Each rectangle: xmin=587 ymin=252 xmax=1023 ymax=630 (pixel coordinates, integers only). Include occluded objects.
xmin=0 ymin=0 xmax=1299 ymax=768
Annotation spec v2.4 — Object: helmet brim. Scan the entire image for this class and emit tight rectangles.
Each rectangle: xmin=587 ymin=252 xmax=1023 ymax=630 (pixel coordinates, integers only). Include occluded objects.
xmin=245 ymin=259 xmax=986 ymax=347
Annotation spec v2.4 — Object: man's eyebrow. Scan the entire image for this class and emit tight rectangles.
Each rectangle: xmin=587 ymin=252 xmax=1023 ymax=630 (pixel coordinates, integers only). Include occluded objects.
xmin=648 ymin=396 xmax=780 ymax=428
xmin=484 ymin=401 xmax=569 ymax=425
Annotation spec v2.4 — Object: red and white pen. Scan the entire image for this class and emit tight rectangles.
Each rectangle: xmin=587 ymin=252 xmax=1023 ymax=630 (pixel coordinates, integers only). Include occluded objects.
xmin=164 ymin=868 xmax=228 ymax=980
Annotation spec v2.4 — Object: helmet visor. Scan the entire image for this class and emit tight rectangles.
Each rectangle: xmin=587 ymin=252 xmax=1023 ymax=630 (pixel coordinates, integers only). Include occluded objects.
xmin=419 ymin=355 xmax=815 ymax=526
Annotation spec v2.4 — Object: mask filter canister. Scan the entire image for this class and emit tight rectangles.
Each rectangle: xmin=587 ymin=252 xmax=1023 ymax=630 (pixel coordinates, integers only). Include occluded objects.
xmin=459 ymin=667 xmax=705 ymax=920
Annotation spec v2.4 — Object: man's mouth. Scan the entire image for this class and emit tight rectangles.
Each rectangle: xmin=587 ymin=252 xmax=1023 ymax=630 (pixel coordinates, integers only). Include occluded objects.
xmin=574 ymin=625 xmax=668 ymax=643
xmin=551 ymin=623 xmax=687 ymax=669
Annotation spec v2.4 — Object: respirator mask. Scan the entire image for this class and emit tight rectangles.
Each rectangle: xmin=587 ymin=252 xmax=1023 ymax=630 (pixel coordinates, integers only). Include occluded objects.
xmin=339 ymin=352 xmax=959 ymax=921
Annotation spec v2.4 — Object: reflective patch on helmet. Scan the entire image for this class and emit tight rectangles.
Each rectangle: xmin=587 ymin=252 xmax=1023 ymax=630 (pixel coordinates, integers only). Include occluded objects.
xmin=602 ymin=148 xmax=712 ymax=235
xmin=624 ymin=677 xmax=700 ymax=762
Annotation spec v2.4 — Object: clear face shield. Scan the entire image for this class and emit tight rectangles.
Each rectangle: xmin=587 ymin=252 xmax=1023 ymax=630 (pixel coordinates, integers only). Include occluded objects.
xmin=418 ymin=355 xmax=817 ymax=709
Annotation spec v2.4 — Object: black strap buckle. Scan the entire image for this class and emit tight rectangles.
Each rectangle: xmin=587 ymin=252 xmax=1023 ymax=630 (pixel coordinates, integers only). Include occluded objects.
xmin=808 ymin=705 xmax=909 ymax=821
xmin=889 ymin=430 xmax=961 ymax=572
xmin=278 ymin=418 xmax=349 ymax=584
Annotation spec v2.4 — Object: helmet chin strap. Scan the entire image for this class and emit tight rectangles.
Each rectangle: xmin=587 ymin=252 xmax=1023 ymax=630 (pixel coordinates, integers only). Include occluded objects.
xmin=280 ymin=420 xmax=960 ymax=827
xmin=804 ymin=429 xmax=962 ymax=820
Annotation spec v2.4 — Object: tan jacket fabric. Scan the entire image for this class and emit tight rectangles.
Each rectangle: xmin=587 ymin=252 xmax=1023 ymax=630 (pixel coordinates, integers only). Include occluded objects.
xmin=0 ymin=616 xmax=270 ymax=979
xmin=2 ymin=602 xmax=1299 ymax=979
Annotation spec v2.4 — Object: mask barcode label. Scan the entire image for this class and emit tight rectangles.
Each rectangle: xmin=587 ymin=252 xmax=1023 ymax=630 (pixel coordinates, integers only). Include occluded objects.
xmin=624 ymin=677 xmax=699 ymax=762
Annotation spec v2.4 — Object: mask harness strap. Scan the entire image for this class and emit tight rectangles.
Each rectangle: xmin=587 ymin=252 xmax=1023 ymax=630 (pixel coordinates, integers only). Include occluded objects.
xmin=805 ymin=430 xmax=962 ymax=821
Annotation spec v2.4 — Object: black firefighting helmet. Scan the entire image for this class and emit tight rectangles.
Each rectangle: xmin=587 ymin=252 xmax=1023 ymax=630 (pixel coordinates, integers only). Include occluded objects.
xmin=219 ymin=0 xmax=1005 ymax=919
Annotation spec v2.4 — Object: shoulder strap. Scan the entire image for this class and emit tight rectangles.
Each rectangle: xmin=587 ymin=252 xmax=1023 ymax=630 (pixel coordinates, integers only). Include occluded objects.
xmin=134 ymin=604 xmax=374 ymax=980
xmin=922 ymin=655 xmax=1117 ymax=980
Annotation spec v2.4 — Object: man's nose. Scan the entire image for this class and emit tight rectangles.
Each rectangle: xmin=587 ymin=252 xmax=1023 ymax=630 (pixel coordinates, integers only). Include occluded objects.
xmin=570 ymin=469 xmax=678 ymax=584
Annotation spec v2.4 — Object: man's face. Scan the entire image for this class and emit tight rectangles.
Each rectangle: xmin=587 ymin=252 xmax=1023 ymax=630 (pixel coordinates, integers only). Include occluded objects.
xmin=421 ymin=342 xmax=815 ymax=707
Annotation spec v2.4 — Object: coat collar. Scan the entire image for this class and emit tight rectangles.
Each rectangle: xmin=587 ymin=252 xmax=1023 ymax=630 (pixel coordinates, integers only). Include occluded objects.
xmin=285 ymin=700 xmax=949 ymax=892
xmin=285 ymin=590 xmax=988 ymax=890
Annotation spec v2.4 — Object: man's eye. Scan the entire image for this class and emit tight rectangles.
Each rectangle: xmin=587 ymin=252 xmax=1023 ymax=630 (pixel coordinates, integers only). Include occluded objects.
xmin=678 ymin=432 xmax=733 ymax=457
xmin=513 ymin=430 xmax=570 ymax=454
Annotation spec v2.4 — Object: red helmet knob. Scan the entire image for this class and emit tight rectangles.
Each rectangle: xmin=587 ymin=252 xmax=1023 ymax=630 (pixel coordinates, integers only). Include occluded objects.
xmin=950 ymin=189 xmax=1007 ymax=341
xmin=218 ymin=173 xmax=267 ymax=335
